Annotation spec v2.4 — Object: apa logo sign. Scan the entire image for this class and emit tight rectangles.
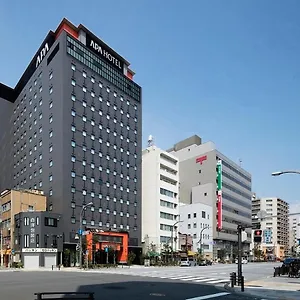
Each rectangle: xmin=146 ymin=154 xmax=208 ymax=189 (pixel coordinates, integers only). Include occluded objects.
xmin=36 ymin=43 xmax=50 ymax=68
xmin=196 ymin=155 xmax=207 ymax=164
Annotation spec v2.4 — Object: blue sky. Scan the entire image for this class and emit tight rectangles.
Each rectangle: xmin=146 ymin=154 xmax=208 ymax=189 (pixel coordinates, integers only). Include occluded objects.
xmin=1 ymin=0 xmax=300 ymax=208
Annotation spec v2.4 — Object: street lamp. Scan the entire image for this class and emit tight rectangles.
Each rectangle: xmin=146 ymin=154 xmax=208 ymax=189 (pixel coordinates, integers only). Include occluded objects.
xmin=79 ymin=202 xmax=93 ymax=269
xmin=171 ymin=220 xmax=183 ymax=253
xmin=271 ymin=170 xmax=300 ymax=176
xmin=198 ymin=225 xmax=210 ymax=257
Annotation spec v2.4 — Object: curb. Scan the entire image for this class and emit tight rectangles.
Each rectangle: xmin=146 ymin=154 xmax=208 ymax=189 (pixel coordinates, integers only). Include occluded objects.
xmin=223 ymin=282 xmax=298 ymax=300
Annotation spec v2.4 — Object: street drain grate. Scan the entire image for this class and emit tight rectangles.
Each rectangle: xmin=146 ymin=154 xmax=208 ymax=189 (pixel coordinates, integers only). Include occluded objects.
xmin=149 ymin=293 xmax=166 ymax=297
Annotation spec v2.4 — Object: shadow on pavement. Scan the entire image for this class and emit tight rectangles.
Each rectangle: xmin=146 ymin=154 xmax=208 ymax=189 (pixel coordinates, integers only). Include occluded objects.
xmin=59 ymin=280 xmax=247 ymax=300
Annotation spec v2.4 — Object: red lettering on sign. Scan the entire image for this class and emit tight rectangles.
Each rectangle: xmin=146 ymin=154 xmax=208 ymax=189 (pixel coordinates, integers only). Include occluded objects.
xmin=196 ymin=155 xmax=207 ymax=164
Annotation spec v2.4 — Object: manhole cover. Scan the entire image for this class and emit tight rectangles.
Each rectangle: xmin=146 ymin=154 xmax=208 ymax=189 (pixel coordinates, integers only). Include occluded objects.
xmin=103 ymin=286 xmax=126 ymax=290
xmin=149 ymin=293 xmax=165 ymax=297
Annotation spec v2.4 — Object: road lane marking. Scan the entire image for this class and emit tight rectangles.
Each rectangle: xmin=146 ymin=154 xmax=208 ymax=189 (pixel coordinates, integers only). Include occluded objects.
xmin=194 ymin=278 xmax=217 ymax=282
xmin=169 ymin=275 xmax=201 ymax=280
xmin=186 ymin=292 xmax=230 ymax=300
xmin=207 ymin=279 xmax=230 ymax=284
xmin=181 ymin=277 xmax=205 ymax=281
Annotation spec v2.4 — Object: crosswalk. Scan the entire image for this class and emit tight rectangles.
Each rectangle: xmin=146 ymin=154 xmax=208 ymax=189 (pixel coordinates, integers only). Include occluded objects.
xmin=84 ymin=267 xmax=230 ymax=286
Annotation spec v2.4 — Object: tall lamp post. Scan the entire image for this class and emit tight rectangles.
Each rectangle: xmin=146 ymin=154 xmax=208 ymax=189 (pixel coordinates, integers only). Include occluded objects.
xmin=272 ymin=170 xmax=300 ymax=176
xmin=171 ymin=220 xmax=183 ymax=259
xmin=79 ymin=202 xmax=93 ymax=269
xmin=198 ymin=225 xmax=210 ymax=257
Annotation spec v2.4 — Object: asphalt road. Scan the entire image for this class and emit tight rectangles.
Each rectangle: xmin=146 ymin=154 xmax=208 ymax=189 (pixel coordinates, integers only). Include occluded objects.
xmin=0 ymin=271 xmax=260 ymax=300
xmin=74 ymin=262 xmax=280 ymax=285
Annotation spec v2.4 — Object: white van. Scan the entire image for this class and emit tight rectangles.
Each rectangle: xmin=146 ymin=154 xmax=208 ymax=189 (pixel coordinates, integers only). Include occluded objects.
xmin=180 ymin=257 xmax=197 ymax=267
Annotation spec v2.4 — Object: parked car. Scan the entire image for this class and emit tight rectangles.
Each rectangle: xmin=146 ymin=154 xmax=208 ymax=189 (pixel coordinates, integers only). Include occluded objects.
xmin=198 ymin=259 xmax=213 ymax=266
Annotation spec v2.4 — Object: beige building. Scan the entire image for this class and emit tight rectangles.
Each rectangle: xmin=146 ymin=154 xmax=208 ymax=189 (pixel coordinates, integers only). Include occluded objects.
xmin=0 ymin=189 xmax=46 ymax=266
xmin=252 ymin=197 xmax=289 ymax=259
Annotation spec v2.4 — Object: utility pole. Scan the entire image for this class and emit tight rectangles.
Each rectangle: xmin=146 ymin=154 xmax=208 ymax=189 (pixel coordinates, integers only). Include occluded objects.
xmin=237 ymin=224 xmax=243 ymax=284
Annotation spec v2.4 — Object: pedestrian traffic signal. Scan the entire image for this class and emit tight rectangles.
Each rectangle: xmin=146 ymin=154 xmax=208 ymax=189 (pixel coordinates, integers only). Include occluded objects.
xmin=254 ymin=229 xmax=262 ymax=243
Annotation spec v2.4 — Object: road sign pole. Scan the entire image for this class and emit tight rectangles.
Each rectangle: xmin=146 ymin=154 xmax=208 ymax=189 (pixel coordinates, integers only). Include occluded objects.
xmin=237 ymin=225 xmax=243 ymax=289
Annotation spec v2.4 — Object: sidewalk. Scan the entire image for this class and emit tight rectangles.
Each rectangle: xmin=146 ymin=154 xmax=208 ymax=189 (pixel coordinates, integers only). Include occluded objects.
xmin=225 ymin=280 xmax=300 ymax=300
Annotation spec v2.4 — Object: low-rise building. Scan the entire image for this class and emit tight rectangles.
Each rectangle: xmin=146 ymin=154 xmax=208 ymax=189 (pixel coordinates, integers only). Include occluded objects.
xmin=0 ymin=189 xmax=46 ymax=266
xmin=179 ymin=202 xmax=213 ymax=259
xmin=14 ymin=211 xmax=63 ymax=269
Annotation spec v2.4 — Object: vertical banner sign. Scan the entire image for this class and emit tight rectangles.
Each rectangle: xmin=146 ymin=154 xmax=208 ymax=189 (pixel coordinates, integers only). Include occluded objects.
xmin=216 ymin=160 xmax=223 ymax=230
xmin=30 ymin=218 xmax=36 ymax=245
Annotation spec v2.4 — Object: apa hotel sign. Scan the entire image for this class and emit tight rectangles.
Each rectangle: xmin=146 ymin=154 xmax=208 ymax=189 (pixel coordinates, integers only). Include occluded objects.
xmin=86 ymin=33 xmax=124 ymax=72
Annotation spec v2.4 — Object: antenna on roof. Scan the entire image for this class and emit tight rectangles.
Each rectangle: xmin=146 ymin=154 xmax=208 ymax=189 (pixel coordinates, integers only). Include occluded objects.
xmin=148 ymin=135 xmax=154 ymax=147
xmin=239 ymin=158 xmax=242 ymax=167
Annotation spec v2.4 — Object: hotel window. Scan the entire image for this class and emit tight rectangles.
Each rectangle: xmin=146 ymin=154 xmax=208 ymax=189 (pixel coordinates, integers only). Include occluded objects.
xmin=49 ymin=87 xmax=53 ymax=94
xmin=49 ymin=175 xmax=53 ymax=182
xmin=71 ymin=79 xmax=76 ymax=86
xmin=71 ymin=64 xmax=76 ymax=71
xmin=49 ymin=101 xmax=53 ymax=109
xmin=71 ymin=110 xmax=76 ymax=116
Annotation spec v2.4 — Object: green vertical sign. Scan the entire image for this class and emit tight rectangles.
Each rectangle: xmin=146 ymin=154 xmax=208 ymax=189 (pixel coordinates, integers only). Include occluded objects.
xmin=216 ymin=160 xmax=222 ymax=190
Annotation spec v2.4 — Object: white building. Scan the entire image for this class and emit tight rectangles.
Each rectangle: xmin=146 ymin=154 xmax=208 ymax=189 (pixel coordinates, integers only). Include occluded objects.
xmin=289 ymin=215 xmax=300 ymax=254
xmin=251 ymin=197 xmax=289 ymax=259
xmin=179 ymin=202 xmax=213 ymax=258
xmin=142 ymin=145 xmax=179 ymax=254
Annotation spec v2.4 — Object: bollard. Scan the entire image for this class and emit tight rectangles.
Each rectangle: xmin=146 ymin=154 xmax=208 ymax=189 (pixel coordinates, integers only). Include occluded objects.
xmin=52 ymin=265 xmax=53 ymax=271
xmin=35 ymin=293 xmax=42 ymax=300
xmin=230 ymin=272 xmax=236 ymax=287
xmin=230 ymin=273 xmax=234 ymax=288
xmin=241 ymin=276 xmax=244 ymax=292
xmin=233 ymin=272 xmax=236 ymax=285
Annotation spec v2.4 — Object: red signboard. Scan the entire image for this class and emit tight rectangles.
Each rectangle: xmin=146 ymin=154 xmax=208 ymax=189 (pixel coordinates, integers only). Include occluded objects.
xmin=196 ymin=155 xmax=207 ymax=164
xmin=217 ymin=191 xmax=222 ymax=230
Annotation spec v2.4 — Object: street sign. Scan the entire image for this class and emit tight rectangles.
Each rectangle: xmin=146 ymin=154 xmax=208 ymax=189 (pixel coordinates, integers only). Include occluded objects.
xmin=78 ymin=229 xmax=83 ymax=235
xmin=105 ymin=247 xmax=108 ymax=253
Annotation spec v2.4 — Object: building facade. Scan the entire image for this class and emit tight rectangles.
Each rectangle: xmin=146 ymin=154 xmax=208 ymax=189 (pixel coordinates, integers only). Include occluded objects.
xmin=14 ymin=211 xmax=63 ymax=269
xmin=0 ymin=19 xmax=142 ymax=259
xmin=168 ymin=135 xmax=252 ymax=259
xmin=142 ymin=145 xmax=179 ymax=253
xmin=179 ymin=202 xmax=213 ymax=258
xmin=0 ymin=189 xmax=47 ymax=266
xmin=289 ymin=215 xmax=300 ymax=255
xmin=251 ymin=197 xmax=289 ymax=259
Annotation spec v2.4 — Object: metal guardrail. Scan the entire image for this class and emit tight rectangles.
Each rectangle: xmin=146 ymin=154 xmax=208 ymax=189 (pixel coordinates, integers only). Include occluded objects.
xmin=34 ymin=292 xmax=94 ymax=300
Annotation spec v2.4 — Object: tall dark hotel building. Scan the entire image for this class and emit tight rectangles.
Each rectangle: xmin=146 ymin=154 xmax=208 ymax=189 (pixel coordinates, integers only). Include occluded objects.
xmin=0 ymin=19 xmax=142 ymax=256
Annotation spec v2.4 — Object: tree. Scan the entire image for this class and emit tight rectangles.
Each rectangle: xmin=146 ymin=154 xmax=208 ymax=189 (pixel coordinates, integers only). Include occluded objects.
xmin=128 ymin=251 xmax=136 ymax=265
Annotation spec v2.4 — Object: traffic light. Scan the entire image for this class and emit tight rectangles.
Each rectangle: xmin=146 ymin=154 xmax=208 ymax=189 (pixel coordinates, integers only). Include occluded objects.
xmin=253 ymin=230 xmax=262 ymax=243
